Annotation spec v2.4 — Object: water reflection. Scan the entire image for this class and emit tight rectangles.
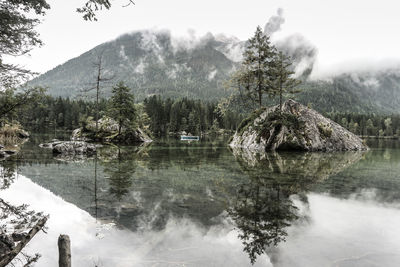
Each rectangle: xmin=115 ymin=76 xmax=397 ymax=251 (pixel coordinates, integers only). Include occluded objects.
xmin=230 ymin=147 xmax=365 ymax=264
xmin=103 ymin=148 xmax=135 ymax=201
xmin=231 ymin=146 xmax=365 ymax=183
xmin=0 ymin=160 xmax=17 ymax=190
xmin=229 ymin=177 xmax=299 ymax=264
xmin=2 ymin=135 xmax=400 ymax=266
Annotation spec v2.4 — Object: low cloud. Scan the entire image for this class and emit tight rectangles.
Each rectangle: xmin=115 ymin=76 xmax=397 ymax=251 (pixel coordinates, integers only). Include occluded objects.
xmin=262 ymin=8 xmax=318 ymax=78
xmin=275 ymin=34 xmax=318 ymax=78
xmin=264 ymin=8 xmax=285 ymax=36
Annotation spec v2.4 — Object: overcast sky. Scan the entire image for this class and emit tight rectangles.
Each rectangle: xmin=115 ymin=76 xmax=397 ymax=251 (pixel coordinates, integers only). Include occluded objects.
xmin=10 ymin=0 xmax=400 ymax=76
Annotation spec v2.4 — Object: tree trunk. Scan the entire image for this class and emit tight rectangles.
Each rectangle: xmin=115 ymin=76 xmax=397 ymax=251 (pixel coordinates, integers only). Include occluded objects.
xmin=58 ymin=235 xmax=71 ymax=267
xmin=279 ymin=64 xmax=283 ymax=112
xmin=95 ymin=66 xmax=100 ymax=133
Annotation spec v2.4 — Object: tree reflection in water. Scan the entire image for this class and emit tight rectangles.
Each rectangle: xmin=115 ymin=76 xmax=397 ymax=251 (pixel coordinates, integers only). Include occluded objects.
xmin=229 ymin=148 xmax=365 ymax=264
xmin=0 ymin=160 xmax=17 ymax=190
xmin=101 ymin=146 xmax=136 ymax=201
xmin=0 ymin=160 xmax=47 ymax=266
xmin=229 ymin=177 xmax=299 ymax=264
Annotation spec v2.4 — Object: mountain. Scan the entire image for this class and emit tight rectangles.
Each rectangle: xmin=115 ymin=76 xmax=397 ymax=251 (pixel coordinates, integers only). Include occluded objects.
xmin=297 ymin=70 xmax=400 ymax=114
xmin=28 ymin=29 xmax=400 ymax=114
xmin=28 ymin=30 xmax=240 ymax=101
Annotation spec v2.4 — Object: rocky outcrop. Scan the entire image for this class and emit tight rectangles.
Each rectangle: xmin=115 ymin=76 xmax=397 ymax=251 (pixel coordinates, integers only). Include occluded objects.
xmin=230 ymin=99 xmax=368 ymax=152
xmin=71 ymin=117 xmax=152 ymax=144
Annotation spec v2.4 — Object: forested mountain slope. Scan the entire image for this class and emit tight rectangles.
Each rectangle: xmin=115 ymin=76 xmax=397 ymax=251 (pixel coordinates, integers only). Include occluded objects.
xmin=29 ymin=30 xmax=239 ymax=101
xmin=297 ymin=70 xmax=400 ymax=113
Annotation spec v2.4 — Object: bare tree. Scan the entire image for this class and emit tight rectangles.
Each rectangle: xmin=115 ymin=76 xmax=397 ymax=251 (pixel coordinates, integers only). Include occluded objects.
xmin=80 ymin=50 xmax=114 ymax=132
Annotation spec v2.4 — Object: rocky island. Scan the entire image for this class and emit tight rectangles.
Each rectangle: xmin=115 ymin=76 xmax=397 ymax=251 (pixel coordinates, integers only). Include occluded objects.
xmin=71 ymin=117 xmax=152 ymax=144
xmin=38 ymin=117 xmax=152 ymax=158
xmin=230 ymin=99 xmax=368 ymax=152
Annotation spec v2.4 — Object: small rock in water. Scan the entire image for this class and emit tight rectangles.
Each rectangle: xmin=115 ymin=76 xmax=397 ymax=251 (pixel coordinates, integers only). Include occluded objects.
xmin=52 ymin=141 xmax=97 ymax=155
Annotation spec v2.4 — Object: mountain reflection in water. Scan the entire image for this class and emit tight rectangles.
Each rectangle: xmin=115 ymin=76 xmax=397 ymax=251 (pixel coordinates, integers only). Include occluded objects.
xmin=1 ymin=136 xmax=400 ymax=266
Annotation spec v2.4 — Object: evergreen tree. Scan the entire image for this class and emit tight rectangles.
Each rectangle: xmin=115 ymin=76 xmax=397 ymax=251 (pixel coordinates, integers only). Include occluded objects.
xmin=1 ymin=0 xmax=128 ymax=87
xmin=366 ymin=119 xmax=374 ymax=136
xmin=108 ymin=82 xmax=136 ymax=134
xmin=233 ymin=26 xmax=276 ymax=108
xmin=272 ymin=51 xmax=301 ymax=111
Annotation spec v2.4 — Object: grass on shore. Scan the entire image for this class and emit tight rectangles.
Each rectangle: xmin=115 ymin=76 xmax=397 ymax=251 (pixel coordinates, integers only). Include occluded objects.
xmin=0 ymin=124 xmax=26 ymax=147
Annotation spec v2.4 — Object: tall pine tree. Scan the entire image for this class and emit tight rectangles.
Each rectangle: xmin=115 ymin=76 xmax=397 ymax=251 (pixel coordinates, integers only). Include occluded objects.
xmin=108 ymin=82 xmax=136 ymax=134
xmin=234 ymin=26 xmax=276 ymax=108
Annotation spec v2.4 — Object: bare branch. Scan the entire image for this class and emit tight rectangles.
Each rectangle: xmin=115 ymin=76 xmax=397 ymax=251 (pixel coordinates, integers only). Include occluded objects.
xmin=122 ymin=0 xmax=135 ymax=7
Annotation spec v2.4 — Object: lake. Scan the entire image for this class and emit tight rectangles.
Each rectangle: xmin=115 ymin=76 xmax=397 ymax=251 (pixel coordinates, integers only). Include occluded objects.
xmin=1 ymin=134 xmax=400 ymax=267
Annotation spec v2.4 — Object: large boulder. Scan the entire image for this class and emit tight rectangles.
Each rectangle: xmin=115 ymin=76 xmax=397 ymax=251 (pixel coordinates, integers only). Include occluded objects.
xmin=230 ymin=99 xmax=368 ymax=152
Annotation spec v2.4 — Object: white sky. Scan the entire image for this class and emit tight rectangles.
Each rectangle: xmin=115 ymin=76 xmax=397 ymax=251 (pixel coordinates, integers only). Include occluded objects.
xmin=9 ymin=0 xmax=400 ymax=76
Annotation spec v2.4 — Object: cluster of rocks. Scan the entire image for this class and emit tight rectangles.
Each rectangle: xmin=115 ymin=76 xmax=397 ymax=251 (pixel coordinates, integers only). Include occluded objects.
xmin=230 ymin=99 xmax=368 ymax=152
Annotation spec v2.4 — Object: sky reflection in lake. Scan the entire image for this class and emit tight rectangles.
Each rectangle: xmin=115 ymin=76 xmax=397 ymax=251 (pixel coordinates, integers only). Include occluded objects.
xmin=0 ymin=175 xmax=270 ymax=266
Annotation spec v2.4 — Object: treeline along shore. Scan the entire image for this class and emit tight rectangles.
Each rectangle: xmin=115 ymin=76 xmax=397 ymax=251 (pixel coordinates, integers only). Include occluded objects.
xmin=2 ymin=91 xmax=400 ymax=139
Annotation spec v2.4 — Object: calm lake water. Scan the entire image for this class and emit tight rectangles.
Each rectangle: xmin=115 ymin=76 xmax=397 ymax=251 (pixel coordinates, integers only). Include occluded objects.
xmin=1 ymin=134 xmax=400 ymax=266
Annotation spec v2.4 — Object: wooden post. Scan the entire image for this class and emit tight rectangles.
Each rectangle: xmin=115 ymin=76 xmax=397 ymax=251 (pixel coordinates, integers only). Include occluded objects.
xmin=58 ymin=235 xmax=71 ymax=267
